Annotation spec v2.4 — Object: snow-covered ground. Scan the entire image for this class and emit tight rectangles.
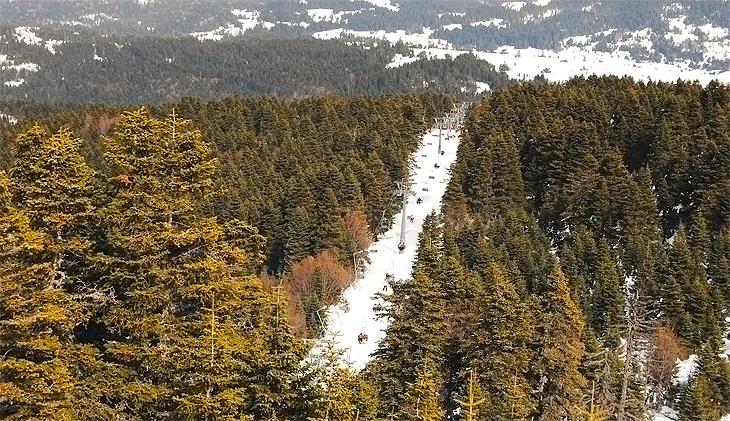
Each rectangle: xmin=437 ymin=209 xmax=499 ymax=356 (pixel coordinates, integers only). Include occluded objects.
xmin=310 ymin=125 xmax=460 ymax=371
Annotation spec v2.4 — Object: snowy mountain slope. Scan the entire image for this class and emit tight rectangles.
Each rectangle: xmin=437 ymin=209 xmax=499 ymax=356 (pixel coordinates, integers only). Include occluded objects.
xmin=3 ymin=1 xmax=730 ymax=93
xmin=309 ymin=125 xmax=460 ymax=371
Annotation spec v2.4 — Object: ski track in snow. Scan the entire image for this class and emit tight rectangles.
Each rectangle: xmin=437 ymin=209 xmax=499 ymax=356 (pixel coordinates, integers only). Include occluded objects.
xmin=313 ymin=126 xmax=460 ymax=371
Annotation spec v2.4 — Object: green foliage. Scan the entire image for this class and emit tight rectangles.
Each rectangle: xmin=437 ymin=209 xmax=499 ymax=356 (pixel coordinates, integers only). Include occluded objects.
xmin=0 ymin=125 xmax=99 ymax=420
xmin=0 ymin=35 xmax=511 ymax=104
xmin=401 ymin=360 xmax=445 ymax=421
xmin=307 ymin=336 xmax=379 ymax=421
xmin=530 ymin=261 xmax=585 ymax=421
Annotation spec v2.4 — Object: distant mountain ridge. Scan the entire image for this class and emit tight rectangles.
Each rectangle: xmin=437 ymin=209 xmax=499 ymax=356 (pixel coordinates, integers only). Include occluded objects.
xmin=2 ymin=0 xmax=728 ymax=69
xmin=1 ymin=0 xmax=729 ymax=104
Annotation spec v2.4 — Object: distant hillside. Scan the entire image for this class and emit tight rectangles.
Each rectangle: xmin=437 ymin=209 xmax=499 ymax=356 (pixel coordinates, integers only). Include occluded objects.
xmin=0 ymin=33 xmax=510 ymax=104
xmin=2 ymin=0 xmax=729 ymax=103
xmin=1 ymin=0 xmax=728 ymax=71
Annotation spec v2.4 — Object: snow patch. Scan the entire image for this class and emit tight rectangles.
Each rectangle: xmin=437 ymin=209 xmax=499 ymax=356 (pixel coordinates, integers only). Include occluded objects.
xmin=313 ymin=27 xmax=448 ymax=48
xmin=674 ymin=354 xmax=697 ymax=385
xmin=503 ymin=1 xmax=526 ymax=11
xmin=361 ymin=0 xmax=399 ymax=12
xmin=534 ymin=0 xmax=551 ymax=6
xmin=0 ymin=112 xmax=18 ymax=124
xmin=45 ymin=39 xmax=63 ymax=54
xmin=540 ymin=9 xmax=560 ymax=19
xmin=4 ymin=79 xmax=25 ymax=87
xmin=190 ymin=9 xmax=273 ymax=40
xmin=80 ymin=13 xmax=118 ymax=24
xmin=472 ymin=19 xmax=507 ymax=28
xmin=386 ymin=53 xmax=420 ymax=68
xmin=308 ymin=9 xmax=335 ymax=22
xmin=443 ymin=24 xmax=462 ymax=31
xmin=14 ymin=27 xmax=43 ymax=46
xmin=311 ymin=28 xmax=345 ymax=40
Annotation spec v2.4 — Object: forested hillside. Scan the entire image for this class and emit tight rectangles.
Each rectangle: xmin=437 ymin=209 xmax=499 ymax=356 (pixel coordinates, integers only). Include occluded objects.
xmin=0 ymin=32 xmax=510 ymax=103
xmin=0 ymin=93 xmax=452 ymax=419
xmin=367 ymin=76 xmax=730 ymax=420
xmin=2 ymin=73 xmax=730 ymax=420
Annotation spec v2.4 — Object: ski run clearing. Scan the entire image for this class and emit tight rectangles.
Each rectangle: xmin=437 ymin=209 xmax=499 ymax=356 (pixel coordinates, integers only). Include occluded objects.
xmin=307 ymin=122 xmax=730 ymax=421
xmin=309 ymin=124 xmax=459 ymax=371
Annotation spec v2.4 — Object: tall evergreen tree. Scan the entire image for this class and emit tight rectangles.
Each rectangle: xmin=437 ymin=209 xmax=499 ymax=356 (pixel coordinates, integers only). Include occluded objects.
xmin=464 ymin=263 xmax=534 ymax=421
xmin=96 ymin=108 xmax=271 ymax=420
xmin=368 ymin=269 xmax=446 ymax=417
xmin=531 ymin=261 xmax=585 ymax=421
xmin=0 ymin=126 xmax=105 ymax=420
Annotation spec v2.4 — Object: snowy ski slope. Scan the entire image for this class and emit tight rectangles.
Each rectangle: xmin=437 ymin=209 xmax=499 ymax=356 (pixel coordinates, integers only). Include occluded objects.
xmin=311 ymin=124 xmax=460 ymax=371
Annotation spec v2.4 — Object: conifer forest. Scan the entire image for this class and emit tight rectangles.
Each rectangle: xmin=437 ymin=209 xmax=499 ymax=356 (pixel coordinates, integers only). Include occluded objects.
xmin=1 ymin=63 xmax=730 ymax=421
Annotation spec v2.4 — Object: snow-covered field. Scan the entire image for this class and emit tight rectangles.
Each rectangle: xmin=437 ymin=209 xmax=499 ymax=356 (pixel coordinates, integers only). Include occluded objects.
xmin=310 ymin=125 xmax=460 ymax=371
xmin=351 ymin=27 xmax=730 ymax=86
xmin=5 ymin=10 xmax=730 ymax=90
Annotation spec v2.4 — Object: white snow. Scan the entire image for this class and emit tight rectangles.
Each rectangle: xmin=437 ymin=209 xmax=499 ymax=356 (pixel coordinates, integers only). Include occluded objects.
xmin=3 ymin=79 xmax=25 ymax=87
xmin=45 ymin=39 xmax=63 ymax=54
xmin=306 ymin=9 xmax=358 ymax=24
xmin=14 ymin=26 xmax=43 ymax=46
xmin=0 ymin=113 xmax=18 ymax=124
xmin=361 ymin=0 xmax=399 ymax=12
xmin=503 ymin=2 xmax=527 ymax=11
xmin=280 ymin=21 xmax=311 ymax=28
xmin=534 ymin=0 xmax=551 ymax=5
xmin=190 ymin=9 xmax=273 ymax=40
xmin=674 ymin=354 xmax=697 ymax=385
xmin=471 ymin=19 xmax=507 ymax=28
xmin=0 ymin=54 xmax=40 ymax=73
xmin=80 ymin=13 xmax=118 ymax=24
xmin=475 ymin=81 xmax=490 ymax=93
xmin=310 ymin=23 xmax=730 ymax=85
xmin=12 ymin=27 xmax=63 ymax=54
xmin=313 ymin=27 xmax=448 ymax=48
xmin=650 ymin=406 xmax=678 ymax=421
xmin=540 ymin=9 xmax=560 ymax=19
xmin=314 ymin=125 xmax=460 ymax=371
xmin=665 ymin=15 xmax=729 ymax=45
xmin=386 ymin=53 xmax=420 ymax=68
xmin=443 ymin=24 xmax=462 ymax=31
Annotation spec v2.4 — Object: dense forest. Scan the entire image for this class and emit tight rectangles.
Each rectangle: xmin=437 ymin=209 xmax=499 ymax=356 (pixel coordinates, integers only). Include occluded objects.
xmin=1 ymin=76 xmax=730 ymax=420
xmin=0 ymin=92 xmax=455 ymax=419
xmin=2 ymin=0 xmax=728 ymax=70
xmin=0 ymin=32 xmax=511 ymax=103
xmin=368 ymin=76 xmax=730 ymax=421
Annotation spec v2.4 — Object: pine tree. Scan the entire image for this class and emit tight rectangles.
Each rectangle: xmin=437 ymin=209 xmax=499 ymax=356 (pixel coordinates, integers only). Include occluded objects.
xmin=307 ymin=334 xmax=378 ymax=421
xmin=464 ymin=263 xmax=534 ymax=421
xmin=454 ymin=369 xmax=486 ymax=421
xmin=531 ymin=261 xmax=585 ymax=421
xmin=401 ymin=360 xmax=444 ymax=421
xmin=368 ymin=269 xmax=446 ymax=417
xmin=96 ymin=108 xmax=271 ymax=420
xmin=0 ymin=125 xmax=106 ymax=420
xmin=589 ymin=239 xmax=625 ymax=347
xmin=692 ymin=324 xmax=730 ymax=414
xmin=677 ymin=375 xmax=722 ymax=421
xmin=248 ymin=285 xmax=310 ymax=421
